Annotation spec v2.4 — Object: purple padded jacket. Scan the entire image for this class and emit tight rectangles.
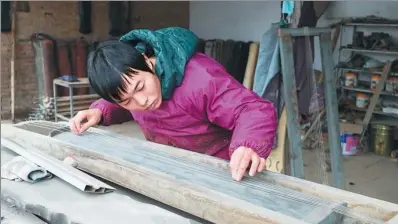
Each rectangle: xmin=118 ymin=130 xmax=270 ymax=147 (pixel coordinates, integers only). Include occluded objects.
xmin=90 ymin=53 xmax=278 ymax=161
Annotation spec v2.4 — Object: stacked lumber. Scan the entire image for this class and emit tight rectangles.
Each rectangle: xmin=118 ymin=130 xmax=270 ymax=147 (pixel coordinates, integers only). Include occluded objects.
xmin=55 ymin=94 xmax=99 ymax=114
xmin=28 ymin=95 xmax=99 ymax=121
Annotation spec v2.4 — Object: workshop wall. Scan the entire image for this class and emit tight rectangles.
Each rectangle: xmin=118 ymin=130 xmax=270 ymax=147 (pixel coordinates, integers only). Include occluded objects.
xmin=1 ymin=1 xmax=189 ymax=119
xmin=189 ymin=1 xmax=398 ymax=68
xmin=313 ymin=1 xmax=398 ymax=71
xmin=189 ymin=1 xmax=280 ymax=42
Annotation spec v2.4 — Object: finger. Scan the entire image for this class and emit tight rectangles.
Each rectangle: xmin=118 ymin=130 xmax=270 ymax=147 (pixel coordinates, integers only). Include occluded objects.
xmin=257 ymin=158 xmax=266 ymax=173
xmin=70 ymin=119 xmax=78 ymax=134
xmin=70 ymin=115 xmax=83 ymax=134
xmin=229 ymin=148 xmax=244 ymax=175
xmin=235 ymin=149 xmax=252 ymax=181
xmin=249 ymin=154 xmax=260 ymax=176
xmin=79 ymin=118 xmax=97 ymax=133
xmin=73 ymin=113 xmax=86 ymax=134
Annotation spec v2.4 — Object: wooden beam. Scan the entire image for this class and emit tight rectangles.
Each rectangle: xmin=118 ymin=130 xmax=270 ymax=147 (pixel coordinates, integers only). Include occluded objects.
xmin=1 ymin=121 xmax=356 ymax=224
xmin=359 ymin=60 xmax=393 ymax=142
xmin=319 ymin=32 xmax=345 ymax=189
xmin=279 ymin=33 xmax=304 ymax=179
xmin=56 ymin=94 xmax=99 ymax=103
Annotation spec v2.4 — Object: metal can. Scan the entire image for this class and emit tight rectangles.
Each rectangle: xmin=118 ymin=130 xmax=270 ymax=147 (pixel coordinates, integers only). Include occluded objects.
xmin=344 ymin=72 xmax=358 ymax=87
xmin=356 ymin=93 xmax=369 ymax=109
xmin=369 ymin=124 xmax=394 ymax=157
xmin=385 ymin=77 xmax=395 ymax=92
xmin=371 ymin=74 xmax=381 ymax=90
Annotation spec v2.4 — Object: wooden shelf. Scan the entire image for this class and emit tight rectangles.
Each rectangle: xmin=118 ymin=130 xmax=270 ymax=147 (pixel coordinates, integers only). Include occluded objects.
xmin=347 ymin=105 xmax=398 ymax=118
xmin=339 ymin=67 xmax=398 ymax=76
xmin=343 ymin=23 xmax=398 ymax=28
xmin=341 ymin=47 xmax=398 ymax=56
xmin=341 ymin=86 xmax=398 ymax=97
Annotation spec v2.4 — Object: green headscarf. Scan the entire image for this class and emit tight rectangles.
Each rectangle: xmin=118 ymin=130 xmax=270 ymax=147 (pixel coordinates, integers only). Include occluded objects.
xmin=119 ymin=27 xmax=199 ymax=100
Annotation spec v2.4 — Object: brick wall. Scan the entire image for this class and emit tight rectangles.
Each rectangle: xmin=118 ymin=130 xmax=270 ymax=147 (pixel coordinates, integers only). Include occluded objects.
xmin=1 ymin=1 xmax=189 ymax=119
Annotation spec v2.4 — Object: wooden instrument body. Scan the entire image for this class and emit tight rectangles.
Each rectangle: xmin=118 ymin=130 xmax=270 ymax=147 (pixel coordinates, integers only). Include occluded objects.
xmin=2 ymin=121 xmax=397 ymax=224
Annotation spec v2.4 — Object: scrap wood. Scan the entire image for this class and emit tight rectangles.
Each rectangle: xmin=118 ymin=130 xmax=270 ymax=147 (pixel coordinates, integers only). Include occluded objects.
xmin=1 ymin=137 xmax=115 ymax=194
xmin=302 ymin=109 xmax=326 ymax=142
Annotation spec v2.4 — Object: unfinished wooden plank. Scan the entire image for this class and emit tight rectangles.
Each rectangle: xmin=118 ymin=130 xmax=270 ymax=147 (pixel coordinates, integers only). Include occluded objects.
xmin=50 ymin=121 xmax=398 ymax=222
xmin=279 ymin=33 xmax=304 ymax=179
xmin=78 ymin=123 xmax=398 ymax=221
xmin=319 ymin=32 xmax=345 ymax=190
xmin=257 ymin=171 xmax=398 ymax=222
xmin=57 ymin=105 xmax=90 ymax=113
xmin=1 ymin=121 xmax=348 ymax=224
xmin=56 ymin=94 xmax=100 ymax=103
xmin=4 ymin=121 xmax=398 ymax=223
xmin=56 ymin=99 xmax=96 ymax=107
xmin=242 ymin=42 xmax=259 ymax=90
xmin=1 ymin=137 xmax=115 ymax=194
xmin=266 ymin=107 xmax=287 ymax=173
xmin=1 ymin=147 xmax=198 ymax=224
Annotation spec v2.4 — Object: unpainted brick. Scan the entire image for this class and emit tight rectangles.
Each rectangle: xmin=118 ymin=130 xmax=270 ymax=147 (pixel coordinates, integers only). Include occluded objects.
xmin=1 ymin=1 xmax=189 ymax=119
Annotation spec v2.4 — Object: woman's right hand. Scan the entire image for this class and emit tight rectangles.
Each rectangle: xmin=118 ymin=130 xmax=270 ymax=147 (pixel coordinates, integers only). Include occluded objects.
xmin=69 ymin=108 xmax=102 ymax=135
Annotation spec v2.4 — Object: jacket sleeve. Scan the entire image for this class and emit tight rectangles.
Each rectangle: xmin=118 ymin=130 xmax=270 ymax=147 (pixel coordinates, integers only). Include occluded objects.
xmin=90 ymin=99 xmax=133 ymax=126
xmin=190 ymin=66 xmax=278 ymax=159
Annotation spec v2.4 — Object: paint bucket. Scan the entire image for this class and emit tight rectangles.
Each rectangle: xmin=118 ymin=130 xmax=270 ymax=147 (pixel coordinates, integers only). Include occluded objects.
xmin=371 ymin=74 xmax=381 ymax=90
xmin=356 ymin=93 xmax=369 ymax=109
xmin=369 ymin=124 xmax=394 ymax=156
xmin=341 ymin=133 xmax=359 ymax=156
xmin=385 ymin=77 xmax=395 ymax=93
xmin=344 ymin=72 xmax=358 ymax=87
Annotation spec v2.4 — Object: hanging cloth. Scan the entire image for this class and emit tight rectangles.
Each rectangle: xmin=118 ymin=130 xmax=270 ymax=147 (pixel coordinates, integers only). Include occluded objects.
xmin=78 ymin=1 xmax=92 ymax=34
xmin=1 ymin=1 xmax=12 ymax=33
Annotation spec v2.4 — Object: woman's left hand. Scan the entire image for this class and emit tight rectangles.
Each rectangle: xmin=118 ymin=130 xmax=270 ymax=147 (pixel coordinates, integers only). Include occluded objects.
xmin=229 ymin=146 xmax=266 ymax=181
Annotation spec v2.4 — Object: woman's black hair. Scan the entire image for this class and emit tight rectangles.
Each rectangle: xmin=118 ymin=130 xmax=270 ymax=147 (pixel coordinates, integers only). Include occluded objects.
xmin=87 ymin=40 xmax=152 ymax=103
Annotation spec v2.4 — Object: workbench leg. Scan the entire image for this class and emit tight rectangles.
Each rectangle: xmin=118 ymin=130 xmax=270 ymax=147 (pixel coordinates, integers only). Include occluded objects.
xmin=69 ymin=87 xmax=74 ymax=120
xmin=53 ymin=82 xmax=58 ymax=122
xmin=279 ymin=35 xmax=304 ymax=179
xmin=319 ymin=33 xmax=345 ymax=189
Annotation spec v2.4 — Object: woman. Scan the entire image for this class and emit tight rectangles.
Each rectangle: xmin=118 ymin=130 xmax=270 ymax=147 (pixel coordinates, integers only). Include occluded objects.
xmin=70 ymin=27 xmax=278 ymax=182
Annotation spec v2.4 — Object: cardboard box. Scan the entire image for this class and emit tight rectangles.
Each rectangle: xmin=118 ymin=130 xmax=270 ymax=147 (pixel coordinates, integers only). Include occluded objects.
xmin=340 ymin=122 xmax=362 ymax=134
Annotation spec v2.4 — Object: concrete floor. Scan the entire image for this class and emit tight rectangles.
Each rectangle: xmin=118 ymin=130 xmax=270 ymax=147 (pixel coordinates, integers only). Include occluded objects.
xmin=98 ymin=121 xmax=398 ymax=204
